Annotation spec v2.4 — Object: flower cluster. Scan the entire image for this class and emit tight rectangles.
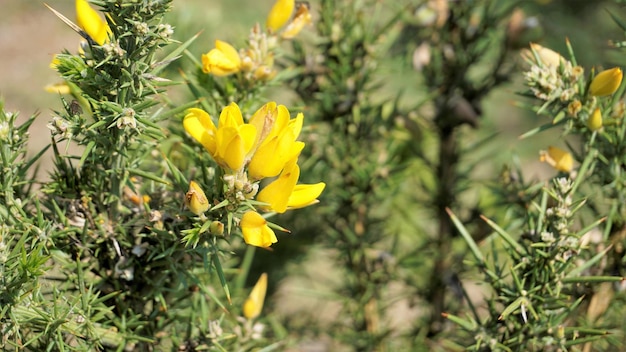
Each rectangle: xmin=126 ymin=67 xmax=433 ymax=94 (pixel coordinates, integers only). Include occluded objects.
xmin=522 ymin=42 xmax=624 ymax=173
xmin=201 ymin=0 xmax=311 ymax=82
xmin=183 ymin=102 xmax=325 ymax=247
xmin=523 ymin=43 xmax=622 ymax=128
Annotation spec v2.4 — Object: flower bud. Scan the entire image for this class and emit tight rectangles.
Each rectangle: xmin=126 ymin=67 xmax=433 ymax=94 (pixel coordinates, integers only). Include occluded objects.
xmin=209 ymin=221 xmax=225 ymax=236
xmin=590 ymin=67 xmax=623 ymax=97
xmin=185 ymin=181 xmax=210 ymax=215
xmin=243 ymin=273 xmax=268 ymax=320
xmin=525 ymin=43 xmax=563 ymax=68
xmin=587 ymin=108 xmax=602 ymax=131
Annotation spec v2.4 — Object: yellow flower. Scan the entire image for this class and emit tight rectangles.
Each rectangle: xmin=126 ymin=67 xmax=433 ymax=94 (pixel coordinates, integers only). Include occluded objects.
xmin=587 ymin=108 xmax=602 ymax=131
xmin=589 ymin=67 xmax=623 ymax=97
xmin=266 ymin=0 xmax=295 ymax=33
xmin=243 ymin=273 xmax=268 ymax=320
xmin=44 ymin=82 xmax=71 ymax=95
xmin=248 ymin=103 xmax=305 ymax=180
xmin=201 ymin=40 xmax=242 ymax=76
xmin=281 ymin=3 xmax=312 ymax=39
xmin=256 ymin=158 xmax=326 ymax=213
xmin=540 ymin=146 xmax=574 ymax=173
xmin=240 ymin=211 xmax=277 ymax=247
xmin=525 ymin=43 xmax=563 ymax=68
xmin=183 ymin=104 xmax=257 ymax=172
xmin=185 ymin=181 xmax=210 ymax=215
xmin=75 ymin=0 xmax=111 ymax=45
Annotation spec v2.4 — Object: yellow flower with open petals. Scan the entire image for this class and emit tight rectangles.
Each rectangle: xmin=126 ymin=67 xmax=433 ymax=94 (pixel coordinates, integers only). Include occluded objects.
xmin=287 ymin=183 xmax=326 ymax=209
xmin=590 ymin=67 xmax=623 ymax=97
xmin=257 ymin=158 xmax=325 ymax=213
xmin=248 ymin=103 xmax=305 ymax=179
xmin=266 ymin=0 xmax=295 ymax=32
xmin=243 ymin=273 xmax=268 ymax=320
xmin=540 ymin=146 xmax=574 ymax=173
xmin=75 ymin=0 xmax=111 ymax=45
xmin=201 ymin=40 xmax=242 ymax=76
xmin=240 ymin=211 xmax=277 ymax=248
xmin=183 ymin=104 xmax=257 ymax=172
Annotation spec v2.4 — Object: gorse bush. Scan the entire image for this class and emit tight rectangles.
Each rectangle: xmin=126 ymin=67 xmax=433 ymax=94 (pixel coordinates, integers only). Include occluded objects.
xmin=1 ymin=0 xmax=625 ymax=351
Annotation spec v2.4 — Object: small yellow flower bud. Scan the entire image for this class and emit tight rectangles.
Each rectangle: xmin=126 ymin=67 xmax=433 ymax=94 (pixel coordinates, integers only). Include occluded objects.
xmin=243 ymin=273 xmax=268 ymax=320
xmin=540 ymin=146 xmax=574 ymax=173
xmin=185 ymin=181 xmax=210 ymax=215
xmin=589 ymin=67 xmax=623 ymax=97
xmin=587 ymin=108 xmax=602 ymax=131
xmin=209 ymin=221 xmax=225 ymax=236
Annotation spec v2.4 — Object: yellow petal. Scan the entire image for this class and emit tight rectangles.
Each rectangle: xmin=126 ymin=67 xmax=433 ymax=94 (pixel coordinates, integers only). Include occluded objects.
xmin=249 ymin=102 xmax=278 ymax=146
xmin=215 ymin=40 xmax=242 ymax=67
xmin=243 ymin=273 xmax=268 ymax=320
xmin=587 ymin=108 xmax=602 ymax=131
xmin=240 ymin=211 xmax=278 ymax=247
xmin=201 ymin=40 xmax=241 ymax=76
xmin=266 ymin=0 xmax=295 ymax=32
xmin=590 ymin=67 xmax=623 ymax=97
xmin=45 ymin=82 xmax=71 ymax=95
xmin=75 ymin=0 xmax=110 ymax=45
xmin=185 ymin=181 xmax=210 ymax=215
xmin=256 ymin=159 xmax=299 ymax=213
xmin=183 ymin=108 xmax=217 ymax=155
xmin=540 ymin=146 xmax=574 ymax=173
xmin=219 ymin=102 xmax=245 ymax=128
xmin=287 ymin=182 xmax=326 ymax=209
xmin=281 ymin=3 xmax=312 ymax=39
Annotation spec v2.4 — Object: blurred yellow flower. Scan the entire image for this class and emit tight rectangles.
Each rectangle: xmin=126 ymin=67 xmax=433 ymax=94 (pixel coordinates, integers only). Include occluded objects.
xmin=525 ymin=43 xmax=563 ymax=68
xmin=44 ymin=82 xmax=71 ymax=95
xmin=243 ymin=273 xmax=268 ymax=320
xmin=540 ymin=146 xmax=574 ymax=173
xmin=185 ymin=181 xmax=210 ymax=215
xmin=201 ymin=40 xmax=242 ymax=76
xmin=240 ymin=211 xmax=277 ymax=248
xmin=587 ymin=108 xmax=602 ymax=131
xmin=183 ymin=104 xmax=257 ymax=172
xmin=257 ymin=158 xmax=326 ymax=213
xmin=75 ymin=0 xmax=111 ymax=45
xmin=281 ymin=3 xmax=312 ymax=39
xmin=589 ymin=67 xmax=623 ymax=97
xmin=266 ymin=0 xmax=295 ymax=33
xmin=248 ymin=103 xmax=305 ymax=180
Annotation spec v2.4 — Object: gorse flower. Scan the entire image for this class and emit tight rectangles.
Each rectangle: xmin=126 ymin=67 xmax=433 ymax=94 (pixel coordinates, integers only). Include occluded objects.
xmin=589 ymin=67 xmax=623 ymax=97
xmin=266 ymin=0 xmax=295 ymax=33
xmin=183 ymin=104 xmax=257 ymax=172
xmin=540 ymin=146 xmax=574 ymax=173
xmin=587 ymin=108 xmax=602 ymax=131
xmin=256 ymin=158 xmax=325 ymax=213
xmin=185 ymin=181 xmax=210 ymax=215
xmin=75 ymin=0 xmax=111 ymax=45
xmin=183 ymin=102 xmax=325 ymax=247
xmin=247 ymin=103 xmax=305 ymax=180
xmin=281 ymin=3 xmax=312 ymax=39
xmin=240 ymin=211 xmax=277 ymax=248
xmin=243 ymin=273 xmax=268 ymax=319
xmin=201 ymin=40 xmax=242 ymax=76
